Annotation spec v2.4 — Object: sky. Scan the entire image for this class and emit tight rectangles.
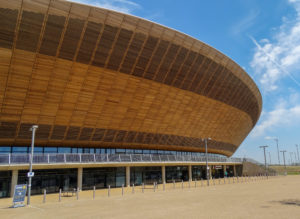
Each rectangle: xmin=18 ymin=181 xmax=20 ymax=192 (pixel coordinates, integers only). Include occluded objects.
xmin=70 ymin=0 xmax=300 ymax=164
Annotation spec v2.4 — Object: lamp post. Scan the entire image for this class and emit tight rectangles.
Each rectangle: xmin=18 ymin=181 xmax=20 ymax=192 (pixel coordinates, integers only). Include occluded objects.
xmin=280 ymin=150 xmax=287 ymax=176
xmin=268 ymin=152 xmax=271 ymax=165
xmin=274 ymin=138 xmax=280 ymax=165
xmin=259 ymin=146 xmax=268 ymax=177
xmin=296 ymin=144 xmax=300 ymax=163
xmin=203 ymin=138 xmax=211 ymax=186
xmin=27 ymin=125 xmax=38 ymax=205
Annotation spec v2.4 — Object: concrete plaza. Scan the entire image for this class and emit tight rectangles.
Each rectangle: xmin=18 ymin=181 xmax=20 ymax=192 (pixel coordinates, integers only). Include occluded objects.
xmin=0 ymin=175 xmax=299 ymax=219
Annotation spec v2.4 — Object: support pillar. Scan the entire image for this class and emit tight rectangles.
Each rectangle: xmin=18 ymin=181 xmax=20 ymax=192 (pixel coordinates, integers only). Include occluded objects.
xmin=126 ymin=166 xmax=130 ymax=187
xmin=233 ymin=165 xmax=237 ymax=177
xmin=188 ymin=165 xmax=192 ymax=181
xmin=223 ymin=165 xmax=226 ymax=177
xmin=77 ymin=167 xmax=83 ymax=191
xmin=209 ymin=166 xmax=212 ymax=179
xmin=161 ymin=166 xmax=166 ymax=184
xmin=10 ymin=170 xmax=18 ymax=197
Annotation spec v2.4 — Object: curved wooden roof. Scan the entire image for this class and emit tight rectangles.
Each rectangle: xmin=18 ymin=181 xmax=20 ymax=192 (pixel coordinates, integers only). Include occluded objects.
xmin=0 ymin=0 xmax=262 ymax=156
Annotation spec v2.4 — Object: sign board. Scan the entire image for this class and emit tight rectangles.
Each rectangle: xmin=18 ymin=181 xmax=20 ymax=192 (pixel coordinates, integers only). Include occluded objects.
xmin=12 ymin=184 xmax=27 ymax=208
xmin=27 ymin=172 xmax=34 ymax=177
xmin=215 ymin=165 xmax=222 ymax=169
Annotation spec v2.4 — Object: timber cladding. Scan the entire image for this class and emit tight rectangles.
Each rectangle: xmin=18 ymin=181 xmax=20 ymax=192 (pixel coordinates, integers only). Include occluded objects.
xmin=0 ymin=0 xmax=262 ymax=157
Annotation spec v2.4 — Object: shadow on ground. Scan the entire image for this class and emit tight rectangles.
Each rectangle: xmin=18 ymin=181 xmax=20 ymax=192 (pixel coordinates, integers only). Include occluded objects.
xmin=272 ymin=199 xmax=300 ymax=206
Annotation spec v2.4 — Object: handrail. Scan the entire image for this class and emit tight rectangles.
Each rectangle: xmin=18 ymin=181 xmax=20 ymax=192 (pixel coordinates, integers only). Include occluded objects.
xmin=0 ymin=153 xmax=243 ymax=165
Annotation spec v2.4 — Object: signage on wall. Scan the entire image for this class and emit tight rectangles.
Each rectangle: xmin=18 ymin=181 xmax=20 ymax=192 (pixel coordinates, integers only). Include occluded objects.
xmin=12 ymin=184 xmax=27 ymax=208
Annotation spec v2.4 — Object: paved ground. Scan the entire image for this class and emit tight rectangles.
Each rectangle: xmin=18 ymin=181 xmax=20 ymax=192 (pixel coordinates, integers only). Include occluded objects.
xmin=1 ymin=175 xmax=300 ymax=219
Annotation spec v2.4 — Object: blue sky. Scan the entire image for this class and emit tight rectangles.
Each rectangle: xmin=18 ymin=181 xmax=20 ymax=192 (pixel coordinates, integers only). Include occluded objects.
xmin=71 ymin=0 xmax=300 ymax=164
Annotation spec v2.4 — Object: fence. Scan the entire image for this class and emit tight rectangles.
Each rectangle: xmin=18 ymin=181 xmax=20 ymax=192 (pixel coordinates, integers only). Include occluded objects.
xmin=0 ymin=153 xmax=242 ymax=165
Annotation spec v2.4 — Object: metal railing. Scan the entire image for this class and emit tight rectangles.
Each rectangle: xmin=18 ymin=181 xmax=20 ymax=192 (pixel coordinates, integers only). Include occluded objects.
xmin=0 ymin=153 xmax=243 ymax=165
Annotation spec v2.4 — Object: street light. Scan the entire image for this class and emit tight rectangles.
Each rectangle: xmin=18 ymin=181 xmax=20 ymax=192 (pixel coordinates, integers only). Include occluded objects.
xmin=296 ymin=144 xmax=300 ymax=163
xmin=259 ymin=146 xmax=268 ymax=177
xmin=27 ymin=125 xmax=38 ymax=205
xmin=203 ymin=138 xmax=211 ymax=186
xmin=273 ymin=138 xmax=280 ymax=165
xmin=280 ymin=150 xmax=287 ymax=176
xmin=268 ymin=151 xmax=271 ymax=165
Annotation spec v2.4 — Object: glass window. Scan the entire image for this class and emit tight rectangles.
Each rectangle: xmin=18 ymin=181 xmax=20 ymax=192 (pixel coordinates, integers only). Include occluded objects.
xmin=12 ymin=146 xmax=28 ymax=153
xmin=106 ymin=149 xmax=111 ymax=154
xmin=95 ymin=149 xmax=101 ymax=154
xmin=134 ymin=149 xmax=142 ymax=154
xmin=90 ymin=148 xmax=95 ymax=154
xmin=58 ymin=147 xmax=71 ymax=153
xmin=44 ymin=147 xmax=57 ymax=153
xmin=143 ymin=150 xmax=150 ymax=154
xmin=126 ymin=149 xmax=134 ymax=154
xmin=71 ymin=148 xmax=78 ymax=153
xmin=0 ymin=146 xmax=11 ymax=154
xmin=100 ymin=148 xmax=106 ymax=154
xmin=34 ymin=147 xmax=43 ymax=153
xmin=116 ymin=148 xmax=126 ymax=154
xmin=111 ymin=149 xmax=115 ymax=154
xmin=78 ymin=148 xmax=83 ymax=153
xmin=150 ymin=150 xmax=157 ymax=154
xmin=83 ymin=148 xmax=90 ymax=154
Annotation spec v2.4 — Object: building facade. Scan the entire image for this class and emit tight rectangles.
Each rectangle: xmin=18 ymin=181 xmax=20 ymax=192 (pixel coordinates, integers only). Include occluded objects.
xmin=0 ymin=0 xmax=261 ymax=198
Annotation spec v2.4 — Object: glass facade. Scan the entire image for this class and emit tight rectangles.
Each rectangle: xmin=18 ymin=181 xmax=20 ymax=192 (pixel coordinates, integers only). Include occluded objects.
xmin=18 ymin=169 xmax=77 ymax=195
xmin=166 ymin=166 xmax=188 ymax=182
xmin=192 ymin=166 xmax=206 ymax=180
xmin=0 ymin=146 xmax=227 ymax=158
xmin=211 ymin=166 xmax=224 ymax=178
xmin=0 ymin=171 xmax=11 ymax=198
xmin=225 ymin=166 xmax=234 ymax=177
xmin=130 ymin=166 xmax=162 ymax=185
xmin=82 ymin=167 xmax=125 ymax=190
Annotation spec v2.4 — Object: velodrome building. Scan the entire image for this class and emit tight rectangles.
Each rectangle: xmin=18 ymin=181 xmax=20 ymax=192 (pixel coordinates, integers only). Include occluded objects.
xmin=0 ymin=0 xmax=262 ymax=198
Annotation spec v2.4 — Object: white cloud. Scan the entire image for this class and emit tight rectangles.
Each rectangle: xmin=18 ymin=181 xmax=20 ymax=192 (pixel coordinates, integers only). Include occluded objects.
xmin=251 ymin=93 xmax=300 ymax=137
xmin=250 ymin=0 xmax=300 ymax=91
xmin=69 ymin=0 xmax=141 ymax=14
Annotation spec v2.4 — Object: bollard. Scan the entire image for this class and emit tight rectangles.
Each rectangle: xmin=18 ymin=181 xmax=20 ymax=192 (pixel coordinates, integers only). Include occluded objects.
xmin=93 ymin=186 xmax=95 ymax=200
xmin=59 ymin=189 xmax=61 ymax=202
xmin=122 ymin=184 xmax=124 ymax=196
xmin=163 ymin=182 xmax=165 ymax=191
xmin=201 ymin=178 xmax=203 ymax=187
xmin=195 ymin=180 xmax=197 ymax=188
xmin=153 ymin=182 xmax=156 ymax=192
xmin=228 ymin=177 xmax=230 ymax=184
xmin=181 ymin=180 xmax=184 ymax=189
xmin=233 ymin=177 xmax=235 ymax=184
xmin=224 ymin=177 xmax=226 ymax=184
xmin=77 ymin=187 xmax=79 ymax=200
xmin=142 ymin=183 xmax=144 ymax=193
xmin=237 ymin=176 xmax=239 ymax=183
xmin=173 ymin=180 xmax=175 ymax=189
xmin=213 ymin=178 xmax=215 ymax=186
xmin=108 ymin=185 xmax=111 ymax=197
xmin=189 ymin=180 xmax=191 ymax=189
xmin=132 ymin=184 xmax=134 ymax=194
xmin=218 ymin=178 xmax=220 ymax=185
xmin=43 ymin=189 xmax=46 ymax=203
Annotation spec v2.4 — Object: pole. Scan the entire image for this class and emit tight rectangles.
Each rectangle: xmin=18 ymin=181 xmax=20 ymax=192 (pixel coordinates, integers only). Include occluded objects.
xmin=204 ymin=138 xmax=211 ymax=186
xmin=27 ymin=125 xmax=38 ymax=205
xmin=259 ymin=146 xmax=268 ymax=178
xmin=290 ymin=152 xmax=293 ymax=165
xmin=268 ymin=152 xmax=271 ymax=165
xmin=274 ymin=138 xmax=280 ymax=165
xmin=296 ymin=145 xmax=300 ymax=163
xmin=280 ymin=150 xmax=287 ymax=176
